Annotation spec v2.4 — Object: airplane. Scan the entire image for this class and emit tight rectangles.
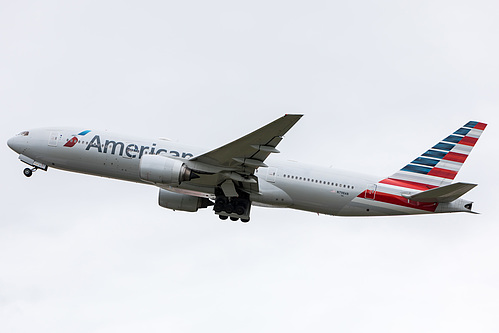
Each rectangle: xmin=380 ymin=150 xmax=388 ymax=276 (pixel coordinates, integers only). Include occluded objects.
xmin=7 ymin=115 xmax=486 ymax=222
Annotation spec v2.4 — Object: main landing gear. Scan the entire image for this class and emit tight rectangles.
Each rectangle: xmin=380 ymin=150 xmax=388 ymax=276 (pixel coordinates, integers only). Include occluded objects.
xmin=214 ymin=189 xmax=251 ymax=223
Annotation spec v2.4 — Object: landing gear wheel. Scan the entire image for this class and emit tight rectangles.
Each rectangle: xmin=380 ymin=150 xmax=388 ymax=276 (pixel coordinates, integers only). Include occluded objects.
xmin=230 ymin=217 xmax=239 ymax=222
xmin=235 ymin=205 xmax=245 ymax=216
xmin=214 ymin=202 xmax=224 ymax=213
xmin=241 ymin=218 xmax=250 ymax=223
xmin=219 ymin=215 xmax=228 ymax=220
xmin=23 ymin=168 xmax=33 ymax=177
xmin=224 ymin=204 xmax=234 ymax=214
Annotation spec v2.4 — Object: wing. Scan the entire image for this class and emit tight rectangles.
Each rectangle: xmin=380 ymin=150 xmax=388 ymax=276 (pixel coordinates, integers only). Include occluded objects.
xmin=184 ymin=114 xmax=302 ymax=195
xmin=188 ymin=114 xmax=302 ymax=174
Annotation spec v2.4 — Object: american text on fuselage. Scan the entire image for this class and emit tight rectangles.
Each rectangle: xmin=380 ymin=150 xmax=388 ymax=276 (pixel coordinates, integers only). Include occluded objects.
xmin=84 ymin=135 xmax=194 ymax=159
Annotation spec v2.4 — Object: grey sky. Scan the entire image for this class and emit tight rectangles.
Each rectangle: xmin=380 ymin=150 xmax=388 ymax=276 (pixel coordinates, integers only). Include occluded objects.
xmin=1 ymin=1 xmax=498 ymax=332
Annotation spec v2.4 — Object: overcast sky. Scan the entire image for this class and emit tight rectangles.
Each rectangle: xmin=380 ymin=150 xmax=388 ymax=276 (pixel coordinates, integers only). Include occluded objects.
xmin=1 ymin=1 xmax=498 ymax=332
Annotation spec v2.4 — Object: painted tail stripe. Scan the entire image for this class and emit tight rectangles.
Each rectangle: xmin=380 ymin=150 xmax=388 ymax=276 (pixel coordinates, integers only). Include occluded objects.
xmin=451 ymin=144 xmax=473 ymax=155
xmin=427 ymin=167 xmax=457 ymax=179
xmin=412 ymin=157 xmax=440 ymax=167
xmin=389 ymin=171 xmax=444 ymax=187
xmin=435 ymin=160 xmax=462 ymax=172
xmin=458 ymin=136 xmax=478 ymax=147
xmin=464 ymin=121 xmax=479 ymax=128
xmin=401 ymin=164 xmax=432 ymax=175
xmin=474 ymin=122 xmax=487 ymax=130
xmin=443 ymin=152 xmax=468 ymax=163
xmin=443 ymin=135 xmax=464 ymax=143
xmin=464 ymin=121 xmax=487 ymax=130
xmin=454 ymin=128 xmax=471 ymax=136
xmin=467 ymin=128 xmax=485 ymax=138
xmin=423 ymin=150 xmax=447 ymax=159
xmin=379 ymin=178 xmax=438 ymax=190
xmin=433 ymin=142 xmax=455 ymax=151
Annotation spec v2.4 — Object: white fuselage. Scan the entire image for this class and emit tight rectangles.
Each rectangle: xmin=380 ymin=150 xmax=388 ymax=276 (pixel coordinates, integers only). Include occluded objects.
xmin=8 ymin=127 xmax=472 ymax=217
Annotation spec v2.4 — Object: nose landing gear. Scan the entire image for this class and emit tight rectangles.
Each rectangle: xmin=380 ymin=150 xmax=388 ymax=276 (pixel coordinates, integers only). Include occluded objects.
xmin=23 ymin=167 xmax=36 ymax=177
xmin=18 ymin=155 xmax=48 ymax=177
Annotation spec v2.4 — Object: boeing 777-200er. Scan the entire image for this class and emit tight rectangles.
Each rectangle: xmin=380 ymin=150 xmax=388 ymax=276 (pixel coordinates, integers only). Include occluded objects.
xmin=7 ymin=115 xmax=487 ymax=222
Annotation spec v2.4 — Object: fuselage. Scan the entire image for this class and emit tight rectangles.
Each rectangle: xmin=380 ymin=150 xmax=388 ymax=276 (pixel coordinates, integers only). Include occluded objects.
xmin=7 ymin=127 xmax=474 ymax=217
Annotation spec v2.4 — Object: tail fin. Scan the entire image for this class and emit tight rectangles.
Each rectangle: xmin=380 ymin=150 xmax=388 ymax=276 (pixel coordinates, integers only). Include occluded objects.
xmin=380 ymin=121 xmax=487 ymax=190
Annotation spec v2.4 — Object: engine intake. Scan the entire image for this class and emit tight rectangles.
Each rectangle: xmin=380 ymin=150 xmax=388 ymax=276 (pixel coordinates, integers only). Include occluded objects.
xmin=158 ymin=189 xmax=212 ymax=212
xmin=139 ymin=154 xmax=198 ymax=185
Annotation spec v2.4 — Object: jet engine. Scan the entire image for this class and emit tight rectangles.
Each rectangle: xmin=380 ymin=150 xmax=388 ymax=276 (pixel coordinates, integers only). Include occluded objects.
xmin=158 ymin=189 xmax=212 ymax=212
xmin=139 ymin=154 xmax=198 ymax=185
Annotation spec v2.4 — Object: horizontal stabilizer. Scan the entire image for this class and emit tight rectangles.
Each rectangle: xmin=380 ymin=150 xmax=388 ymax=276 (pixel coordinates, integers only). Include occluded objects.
xmin=403 ymin=182 xmax=477 ymax=203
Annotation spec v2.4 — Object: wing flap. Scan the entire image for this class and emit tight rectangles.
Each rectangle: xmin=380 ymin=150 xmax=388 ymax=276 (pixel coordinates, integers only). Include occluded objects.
xmin=403 ymin=182 xmax=477 ymax=203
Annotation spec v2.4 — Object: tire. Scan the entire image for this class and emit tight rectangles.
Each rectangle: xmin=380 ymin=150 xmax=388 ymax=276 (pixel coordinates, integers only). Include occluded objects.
xmin=224 ymin=204 xmax=234 ymax=214
xmin=23 ymin=168 xmax=33 ymax=177
xmin=235 ymin=205 xmax=245 ymax=216
xmin=214 ymin=202 xmax=224 ymax=213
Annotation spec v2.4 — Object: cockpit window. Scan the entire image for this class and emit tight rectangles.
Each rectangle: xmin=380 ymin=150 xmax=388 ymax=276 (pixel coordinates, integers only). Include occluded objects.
xmin=17 ymin=131 xmax=29 ymax=136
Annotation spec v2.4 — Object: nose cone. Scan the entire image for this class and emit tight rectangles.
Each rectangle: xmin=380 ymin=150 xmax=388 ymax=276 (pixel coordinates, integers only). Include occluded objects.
xmin=7 ymin=136 xmax=26 ymax=154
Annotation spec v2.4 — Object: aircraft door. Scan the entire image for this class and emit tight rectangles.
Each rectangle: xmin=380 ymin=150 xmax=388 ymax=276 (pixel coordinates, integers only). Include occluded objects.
xmin=266 ymin=167 xmax=277 ymax=183
xmin=48 ymin=132 xmax=60 ymax=147
xmin=365 ymin=184 xmax=377 ymax=200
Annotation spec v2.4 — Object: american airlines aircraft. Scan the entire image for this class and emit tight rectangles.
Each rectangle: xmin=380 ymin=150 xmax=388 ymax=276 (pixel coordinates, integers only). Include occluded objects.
xmin=7 ymin=115 xmax=486 ymax=222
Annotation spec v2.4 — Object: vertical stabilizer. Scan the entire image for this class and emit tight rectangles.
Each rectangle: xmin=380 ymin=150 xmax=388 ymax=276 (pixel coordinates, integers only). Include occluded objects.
xmin=380 ymin=121 xmax=487 ymax=190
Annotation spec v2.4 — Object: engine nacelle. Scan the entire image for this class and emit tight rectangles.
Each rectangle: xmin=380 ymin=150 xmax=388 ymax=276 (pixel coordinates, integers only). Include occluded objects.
xmin=139 ymin=154 xmax=196 ymax=185
xmin=158 ymin=189 xmax=211 ymax=212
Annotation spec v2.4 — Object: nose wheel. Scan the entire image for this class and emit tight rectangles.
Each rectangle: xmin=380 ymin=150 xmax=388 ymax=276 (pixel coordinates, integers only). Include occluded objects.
xmin=23 ymin=167 xmax=36 ymax=177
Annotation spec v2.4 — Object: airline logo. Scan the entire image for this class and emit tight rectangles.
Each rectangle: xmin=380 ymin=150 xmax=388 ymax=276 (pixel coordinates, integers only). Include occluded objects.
xmin=64 ymin=130 xmax=91 ymax=147
xmin=357 ymin=120 xmax=487 ymax=213
xmin=381 ymin=121 xmax=487 ymax=190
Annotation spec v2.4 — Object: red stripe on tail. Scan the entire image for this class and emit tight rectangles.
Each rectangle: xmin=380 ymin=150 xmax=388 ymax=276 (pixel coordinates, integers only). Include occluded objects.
xmin=474 ymin=122 xmax=487 ymax=130
xmin=443 ymin=152 xmax=468 ymax=163
xmin=459 ymin=136 xmax=478 ymax=146
xmin=379 ymin=178 xmax=438 ymax=191
xmin=427 ymin=168 xmax=457 ymax=179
